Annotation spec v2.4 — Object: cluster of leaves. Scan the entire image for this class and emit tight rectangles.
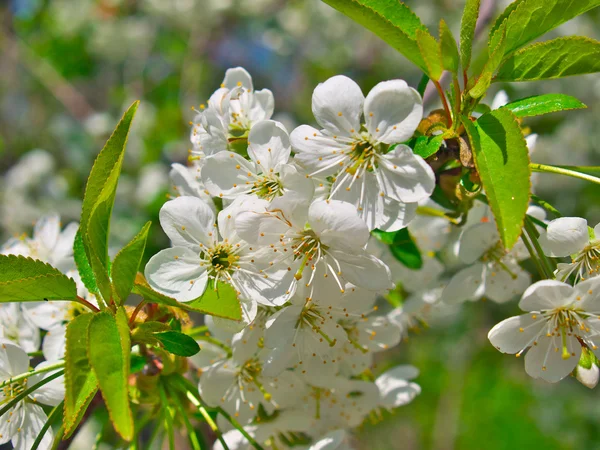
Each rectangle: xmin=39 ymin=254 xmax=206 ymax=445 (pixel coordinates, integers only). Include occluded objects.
xmin=0 ymin=102 xmax=244 ymax=441
xmin=326 ymin=0 xmax=598 ymax=257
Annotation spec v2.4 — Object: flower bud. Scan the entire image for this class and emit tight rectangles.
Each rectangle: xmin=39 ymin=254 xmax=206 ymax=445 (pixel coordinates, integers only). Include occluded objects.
xmin=574 ymin=347 xmax=599 ymax=389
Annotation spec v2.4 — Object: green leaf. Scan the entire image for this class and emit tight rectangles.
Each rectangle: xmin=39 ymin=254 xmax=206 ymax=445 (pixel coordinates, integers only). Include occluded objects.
xmin=463 ymin=109 xmax=531 ymax=250
xmin=64 ymin=313 xmax=98 ymax=438
xmin=417 ymin=29 xmax=443 ymax=80
xmin=495 ymin=37 xmax=600 ymax=82
xmin=88 ymin=310 xmax=134 ymax=441
xmin=413 ymin=134 xmax=445 ymax=159
xmin=133 ymin=273 xmax=242 ymax=321
xmin=460 ymin=0 xmax=480 ymax=71
xmin=469 ymin=23 xmax=506 ymax=99
xmin=0 ymin=255 xmax=78 ymax=302
xmin=112 ymin=222 xmax=151 ymax=304
xmin=154 ymin=331 xmax=201 ymax=357
xmin=320 ymin=0 xmax=430 ymax=72
xmin=439 ymin=20 xmax=459 ymax=74
xmin=503 ymin=94 xmax=586 ymax=118
xmin=372 ymin=228 xmax=423 ymax=269
xmin=80 ymin=102 xmax=139 ymax=300
xmin=489 ymin=0 xmax=600 ymax=58
xmin=131 ymin=321 xmax=170 ymax=345
xmin=73 ymin=230 xmax=97 ymax=294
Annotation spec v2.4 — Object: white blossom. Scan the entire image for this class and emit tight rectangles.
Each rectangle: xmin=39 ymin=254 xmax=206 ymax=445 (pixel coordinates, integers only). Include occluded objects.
xmin=488 ymin=278 xmax=600 ymax=382
xmin=290 ymin=75 xmax=434 ymax=231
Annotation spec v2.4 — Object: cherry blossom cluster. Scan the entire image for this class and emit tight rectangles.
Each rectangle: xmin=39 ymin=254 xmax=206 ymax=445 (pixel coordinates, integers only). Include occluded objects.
xmin=2 ymin=67 xmax=600 ymax=450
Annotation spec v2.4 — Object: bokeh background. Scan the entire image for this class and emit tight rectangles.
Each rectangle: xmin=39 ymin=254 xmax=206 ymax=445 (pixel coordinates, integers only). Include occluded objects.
xmin=1 ymin=0 xmax=600 ymax=449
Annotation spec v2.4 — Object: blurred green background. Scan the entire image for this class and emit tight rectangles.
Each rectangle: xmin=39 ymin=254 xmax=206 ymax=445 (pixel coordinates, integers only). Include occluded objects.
xmin=1 ymin=0 xmax=599 ymax=448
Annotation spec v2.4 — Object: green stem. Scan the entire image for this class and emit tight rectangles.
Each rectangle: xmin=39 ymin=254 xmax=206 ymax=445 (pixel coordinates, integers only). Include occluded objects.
xmin=50 ymin=425 xmax=65 ymax=450
xmin=415 ymin=206 xmax=459 ymax=224
xmin=0 ymin=369 xmax=64 ymax=418
xmin=166 ymin=383 xmax=204 ymax=450
xmin=216 ymin=406 xmax=264 ymax=450
xmin=524 ymin=218 xmax=555 ymax=278
xmin=185 ymin=391 xmax=229 ymax=450
xmin=31 ymin=400 xmax=64 ymax=450
xmin=521 ymin=231 xmax=547 ymax=279
xmin=158 ymin=383 xmax=175 ymax=450
xmin=530 ymin=163 xmax=600 ymax=186
xmin=433 ymin=79 xmax=453 ymax=128
xmin=530 ymin=194 xmax=562 ymax=218
xmin=76 ymin=295 xmax=100 ymax=312
xmin=0 ymin=361 xmax=65 ymax=389
xmin=194 ymin=335 xmax=232 ymax=356
xmin=186 ymin=326 xmax=209 ymax=337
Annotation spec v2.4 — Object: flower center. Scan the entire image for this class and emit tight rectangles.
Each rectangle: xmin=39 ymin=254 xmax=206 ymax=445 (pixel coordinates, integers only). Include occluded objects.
xmin=252 ymin=175 xmax=284 ymax=201
xmin=1 ymin=378 xmax=27 ymax=405
xmin=203 ymin=243 xmax=239 ymax=281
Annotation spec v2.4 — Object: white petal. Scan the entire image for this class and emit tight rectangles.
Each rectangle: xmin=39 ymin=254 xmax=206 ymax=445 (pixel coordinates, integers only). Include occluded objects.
xmin=223 ymin=67 xmax=253 ymax=91
xmin=247 ymin=120 xmax=291 ymax=170
xmin=0 ymin=340 xmax=29 ymax=377
xmin=441 ymin=263 xmax=486 ymax=304
xmin=12 ymin=403 xmax=52 ymax=450
xmin=0 ymin=404 xmax=20 ymax=445
xmin=290 ymin=125 xmax=349 ymax=177
xmin=309 ymin=200 xmax=369 ymax=251
xmin=33 ymin=214 xmax=60 ymax=253
xmin=235 ymin=203 xmax=290 ymax=246
xmin=364 ymin=80 xmax=422 ymax=143
xmin=28 ymin=361 xmax=65 ymax=406
xmin=327 ymin=249 xmax=392 ymax=291
xmin=574 ymin=277 xmax=600 ymax=312
xmin=201 ymin=152 xmax=256 ymax=198
xmin=518 ymin=279 xmax=574 ymax=311
xmin=524 ymin=334 xmax=580 ymax=382
xmin=42 ymin=325 xmax=66 ymax=361
xmin=189 ymin=340 xmax=228 ymax=371
xmin=21 ymin=302 xmax=67 ymax=331
xmin=488 ymin=314 xmax=546 ymax=354
xmin=491 ymin=90 xmax=509 ymax=109
xmin=144 ymin=247 xmax=208 ymax=302
xmin=458 ymin=222 xmax=500 ymax=264
xmin=198 ymin=361 xmax=238 ymax=408
xmin=375 ymin=365 xmax=421 ymax=409
xmin=309 ymin=430 xmax=349 ymax=450
xmin=159 ymin=196 xmax=216 ymax=250
xmin=278 ymin=163 xmax=315 ymax=202
xmin=250 ymin=89 xmax=275 ymax=122
xmin=169 ymin=163 xmax=216 ymax=211
xmin=484 ymin=261 xmax=531 ymax=303
xmin=376 ymin=145 xmax=435 ymax=203
xmin=538 ymin=217 xmax=589 ymax=257
xmin=312 ymin=75 xmax=364 ymax=136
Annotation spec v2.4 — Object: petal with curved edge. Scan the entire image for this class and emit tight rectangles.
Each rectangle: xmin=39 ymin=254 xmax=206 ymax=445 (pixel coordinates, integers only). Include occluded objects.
xmin=12 ymin=403 xmax=52 ymax=450
xmin=222 ymin=67 xmax=253 ymax=91
xmin=247 ymin=120 xmax=291 ymax=171
xmin=309 ymin=430 xmax=349 ymax=450
xmin=235 ymin=204 xmax=290 ymax=246
xmin=28 ymin=361 xmax=65 ymax=407
xmin=169 ymin=163 xmax=216 ymax=212
xmin=33 ymin=213 xmax=60 ymax=252
xmin=488 ymin=314 xmax=546 ymax=354
xmin=575 ymin=277 xmax=600 ymax=313
xmin=309 ymin=200 xmax=369 ymax=251
xmin=312 ymin=75 xmax=364 ymax=137
xmin=201 ymin=152 xmax=256 ymax=198
xmin=250 ymin=89 xmax=275 ymax=122
xmin=458 ymin=222 xmax=500 ymax=264
xmin=538 ymin=217 xmax=589 ymax=257
xmin=144 ymin=247 xmax=208 ymax=302
xmin=441 ymin=263 xmax=486 ymax=304
xmin=364 ymin=80 xmax=423 ymax=143
xmin=376 ymin=145 xmax=435 ymax=203
xmin=159 ymin=196 xmax=216 ymax=250
xmin=198 ymin=361 xmax=238 ymax=408
xmin=327 ymin=249 xmax=392 ymax=291
xmin=290 ymin=125 xmax=349 ymax=176
xmin=518 ymin=279 xmax=574 ymax=311
xmin=42 ymin=325 xmax=66 ymax=362
xmin=524 ymin=334 xmax=580 ymax=382
xmin=0 ymin=340 xmax=30 ymax=377
xmin=484 ymin=261 xmax=531 ymax=303
xmin=189 ymin=340 xmax=228 ymax=371
xmin=278 ymin=163 xmax=315 ymax=202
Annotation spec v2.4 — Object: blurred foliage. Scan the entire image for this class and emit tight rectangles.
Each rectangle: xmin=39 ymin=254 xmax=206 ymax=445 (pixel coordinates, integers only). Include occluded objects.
xmin=1 ymin=0 xmax=599 ymax=448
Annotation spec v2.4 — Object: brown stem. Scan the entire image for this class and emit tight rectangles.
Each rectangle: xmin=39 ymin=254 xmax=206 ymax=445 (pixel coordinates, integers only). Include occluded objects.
xmin=76 ymin=296 xmax=100 ymax=313
xmin=129 ymin=299 xmax=147 ymax=326
xmin=433 ymin=80 xmax=453 ymax=128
